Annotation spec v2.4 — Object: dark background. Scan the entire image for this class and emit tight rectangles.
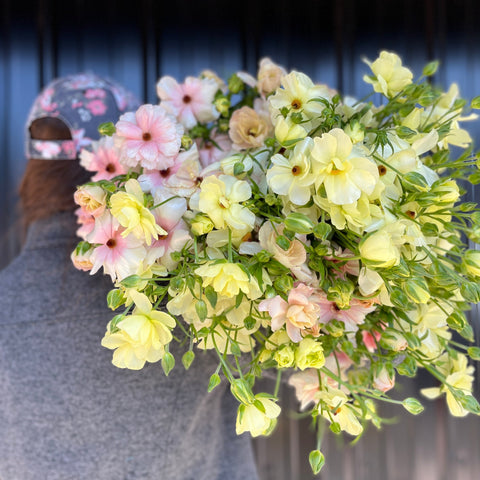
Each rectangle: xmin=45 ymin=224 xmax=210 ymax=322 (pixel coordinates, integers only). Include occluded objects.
xmin=1 ymin=1 xmax=479 ymax=478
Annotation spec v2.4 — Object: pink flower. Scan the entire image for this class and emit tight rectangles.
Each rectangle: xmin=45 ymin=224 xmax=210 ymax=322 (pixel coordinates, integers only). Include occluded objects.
xmin=87 ymin=212 xmax=146 ymax=281
xmin=373 ymin=367 xmax=395 ymax=393
xmin=86 ymin=99 xmax=107 ymax=116
xmin=114 ymin=104 xmax=183 ymax=170
xmin=145 ymin=194 xmax=192 ymax=270
xmin=71 ymin=101 xmax=83 ymax=109
xmin=259 ymin=283 xmax=321 ymax=342
xmin=315 ymin=294 xmax=377 ymax=333
xmin=362 ymin=329 xmax=382 ymax=352
xmin=80 ymin=137 xmax=126 ymax=181
xmin=197 ymin=131 xmax=232 ymax=167
xmin=138 ymin=145 xmax=201 ymax=198
xmin=84 ymin=88 xmax=106 ymax=99
xmin=325 ymin=247 xmax=360 ymax=279
xmin=288 ymin=370 xmax=321 ymax=410
xmin=75 ymin=207 xmax=95 ymax=240
xmin=157 ymin=76 xmax=220 ymax=128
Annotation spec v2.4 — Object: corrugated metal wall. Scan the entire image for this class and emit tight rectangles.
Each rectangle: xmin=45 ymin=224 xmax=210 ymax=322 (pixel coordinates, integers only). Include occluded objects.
xmin=1 ymin=1 xmax=479 ymax=478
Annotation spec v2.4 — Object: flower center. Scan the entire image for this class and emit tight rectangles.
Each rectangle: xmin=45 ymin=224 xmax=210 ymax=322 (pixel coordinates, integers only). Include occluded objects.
xmin=378 ymin=165 xmax=387 ymax=176
xmin=405 ymin=210 xmax=416 ymax=219
xmin=160 ymin=168 xmax=171 ymax=178
xmin=183 ymin=95 xmax=192 ymax=104
xmin=142 ymin=132 xmax=152 ymax=141
xmin=158 ymin=233 xmax=168 ymax=240
xmin=330 ymin=168 xmax=342 ymax=175
xmin=105 ymin=163 xmax=116 ymax=173
xmin=219 ymin=196 xmax=230 ymax=209
xmin=106 ymin=238 xmax=116 ymax=248
xmin=291 ymin=165 xmax=302 ymax=176
xmin=291 ymin=99 xmax=302 ymax=110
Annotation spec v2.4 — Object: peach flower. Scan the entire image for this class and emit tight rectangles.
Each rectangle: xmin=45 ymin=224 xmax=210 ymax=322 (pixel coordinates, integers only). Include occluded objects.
xmin=228 ymin=106 xmax=269 ymax=150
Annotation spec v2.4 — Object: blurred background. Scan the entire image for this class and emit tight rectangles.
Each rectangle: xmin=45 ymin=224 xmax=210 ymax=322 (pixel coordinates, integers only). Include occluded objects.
xmin=1 ymin=0 xmax=479 ymax=478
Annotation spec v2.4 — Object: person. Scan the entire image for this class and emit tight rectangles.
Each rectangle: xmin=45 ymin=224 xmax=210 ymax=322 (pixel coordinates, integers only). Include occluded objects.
xmin=0 ymin=73 xmax=260 ymax=480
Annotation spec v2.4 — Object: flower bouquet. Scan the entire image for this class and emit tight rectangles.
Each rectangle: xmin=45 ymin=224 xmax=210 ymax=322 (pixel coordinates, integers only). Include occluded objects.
xmin=72 ymin=52 xmax=480 ymax=473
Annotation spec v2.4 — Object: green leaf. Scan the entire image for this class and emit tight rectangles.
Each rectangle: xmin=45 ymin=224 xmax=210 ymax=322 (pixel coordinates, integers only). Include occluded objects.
xmin=98 ymin=121 xmax=116 ymax=136
xmin=254 ymin=399 xmax=266 ymax=414
xmin=204 ymin=285 xmax=217 ymax=308
xmin=402 ymin=172 xmax=430 ymax=192
xmin=161 ymin=352 xmax=175 ymax=376
xmin=396 ymin=356 xmax=417 ymax=377
xmin=309 ymin=450 xmax=325 ymax=475
xmin=402 ymin=397 xmax=424 ymax=415
xmin=182 ymin=351 xmax=195 ymax=370
xmin=208 ymin=373 xmax=221 ymax=392
xmin=422 ymin=60 xmax=439 ymax=77
xmin=276 ymin=235 xmax=291 ymax=251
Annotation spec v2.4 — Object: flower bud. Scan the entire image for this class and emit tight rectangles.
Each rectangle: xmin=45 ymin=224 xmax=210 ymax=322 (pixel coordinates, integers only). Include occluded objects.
xmin=463 ymin=250 xmax=480 ymax=277
xmin=74 ymin=184 xmax=106 ymax=217
xmin=404 ymin=278 xmax=431 ymax=304
xmin=284 ymin=212 xmax=315 ymax=234
xmin=191 ymin=214 xmax=214 ymax=236
xmin=181 ymin=135 xmax=193 ymax=150
xmin=402 ymin=397 xmax=424 ymax=415
xmin=274 ymin=116 xmax=308 ymax=146
xmin=214 ymin=96 xmax=231 ymax=116
xmin=344 ymin=121 xmax=364 ymax=144
xmin=228 ymin=73 xmax=244 ymax=94
xmin=70 ymin=242 xmax=94 ymax=272
xmin=380 ymin=329 xmax=408 ymax=351
xmin=373 ymin=366 xmax=395 ymax=392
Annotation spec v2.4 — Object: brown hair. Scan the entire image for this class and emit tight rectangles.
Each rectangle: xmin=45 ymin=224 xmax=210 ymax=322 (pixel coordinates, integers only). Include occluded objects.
xmin=19 ymin=117 xmax=91 ymax=227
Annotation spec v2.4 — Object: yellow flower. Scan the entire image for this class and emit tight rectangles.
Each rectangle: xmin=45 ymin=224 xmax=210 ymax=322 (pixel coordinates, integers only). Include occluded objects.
xmin=236 ymin=396 xmax=281 ymax=437
xmin=192 ymin=175 xmax=255 ymax=235
xmin=359 ymin=222 xmax=406 ymax=268
xmin=311 ymin=128 xmax=379 ymax=205
xmin=421 ymin=353 xmax=475 ymax=417
xmin=274 ymin=345 xmax=295 ymax=368
xmin=295 ymin=337 xmax=325 ymax=370
xmin=318 ymin=386 xmax=363 ymax=436
xmin=273 ymin=116 xmax=308 ymax=146
xmin=363 ymin=51 xmax=413 ymax=98
xmin=195 ymin=261 xmax=254 ymax=298
xmin=463 ymin=250 xmax=480 ymax=277
xmin=110 ymin=179 xmax=166 ymax=245
xmin=101 ymin=291 xmax=176 ymax=370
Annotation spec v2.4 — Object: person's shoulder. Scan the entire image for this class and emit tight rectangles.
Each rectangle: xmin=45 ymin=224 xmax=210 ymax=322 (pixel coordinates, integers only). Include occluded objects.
xmin=0 ymin=250 xmax=112 ymax=327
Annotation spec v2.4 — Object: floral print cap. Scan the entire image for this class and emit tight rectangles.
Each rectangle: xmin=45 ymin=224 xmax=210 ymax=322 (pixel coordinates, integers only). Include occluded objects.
xmin=25 ymin=72 xmax=140 ymax=160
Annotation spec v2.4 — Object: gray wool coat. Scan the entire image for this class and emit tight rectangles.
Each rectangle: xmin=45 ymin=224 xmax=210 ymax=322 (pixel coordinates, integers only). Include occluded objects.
xmin=0 ymin=212 xmax=259 ymax=480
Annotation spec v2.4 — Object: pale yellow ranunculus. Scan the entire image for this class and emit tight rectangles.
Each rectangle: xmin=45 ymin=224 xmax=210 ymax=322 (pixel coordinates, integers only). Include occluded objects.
xmin=110 ymin=179 xmax=166 ymax=245
xmin=318 ymin=386 xmax=363 ymax=436
xmin=274 ymin=345 xmax=295 ymax=368
xmin=101 ymin=291 xmax=176 ymax=370
xmin=193 ymin=175 xmax=255 ymax=235
xmin=359 ymin=223 xmax=405 ymax=268
xmin=363 ymin=51 xmax=413 ymax=98
xmin=236 ymin=396 xmax=281 ymax=437
xmin=311 ymin=128 xmax=379 ymax=206
xmin=295 ymin=337 xmax=325 ymax=371
xmin=195 ymin=261 xmax=254 ymax=299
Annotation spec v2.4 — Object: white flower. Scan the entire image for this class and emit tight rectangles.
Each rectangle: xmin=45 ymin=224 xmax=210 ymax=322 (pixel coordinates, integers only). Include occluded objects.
xmin=267 ymin=137 xmax=315 ymax=205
